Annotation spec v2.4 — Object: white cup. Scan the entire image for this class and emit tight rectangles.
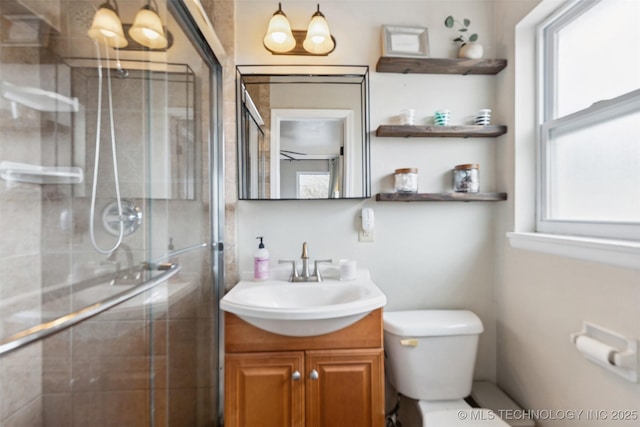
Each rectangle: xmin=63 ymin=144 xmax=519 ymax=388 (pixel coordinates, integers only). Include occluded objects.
xmin=400 ymin=108 xmax=416 ymax=125
xmin=339 ymin=259 xmax=357 ymax=281
xmin=475 ymin=109 xmax=491 ymax=125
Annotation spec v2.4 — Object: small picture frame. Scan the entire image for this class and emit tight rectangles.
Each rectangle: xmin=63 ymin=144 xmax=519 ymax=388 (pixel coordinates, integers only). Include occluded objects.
xmin=381 ymin=25 xmax=430 ymax=58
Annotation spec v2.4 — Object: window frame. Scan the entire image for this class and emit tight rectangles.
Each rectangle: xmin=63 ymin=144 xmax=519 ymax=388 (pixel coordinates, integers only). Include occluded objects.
xmin=536 ymin=0 xmax=640 ymax=241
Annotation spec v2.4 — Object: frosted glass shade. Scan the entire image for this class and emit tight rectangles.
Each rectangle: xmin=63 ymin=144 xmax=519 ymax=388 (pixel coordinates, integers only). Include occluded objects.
xmin=87 ymin=3 xmax=128 ymax=48
xmin=263 ymin=9 xmax=295 ymax=53
xmin=129 ymin=5 xmax=168 ymax=49
xmin=302 ymin=9 xmax=334 ymax=54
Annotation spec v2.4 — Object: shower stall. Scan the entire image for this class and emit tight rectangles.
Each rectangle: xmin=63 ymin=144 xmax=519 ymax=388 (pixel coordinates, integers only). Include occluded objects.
xmin=0 ymin=0 xmax=223 ymax=425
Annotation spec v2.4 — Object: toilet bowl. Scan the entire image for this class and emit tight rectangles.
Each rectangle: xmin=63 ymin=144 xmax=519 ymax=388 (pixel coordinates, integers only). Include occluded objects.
xmin=384 ymin=310 xmax=509 ymax=427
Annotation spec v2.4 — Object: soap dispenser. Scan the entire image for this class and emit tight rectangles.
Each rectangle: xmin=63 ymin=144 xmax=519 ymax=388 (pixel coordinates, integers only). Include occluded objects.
xmin=254 ymin=236 xmax=270 ymax=281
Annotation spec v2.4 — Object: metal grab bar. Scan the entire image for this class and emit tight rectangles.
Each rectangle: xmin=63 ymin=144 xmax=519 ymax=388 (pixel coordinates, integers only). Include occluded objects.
xmin=0 ymin=263 xmax=180 ymax=357
xmin=150 ymin=242 xmax=208 ymax=264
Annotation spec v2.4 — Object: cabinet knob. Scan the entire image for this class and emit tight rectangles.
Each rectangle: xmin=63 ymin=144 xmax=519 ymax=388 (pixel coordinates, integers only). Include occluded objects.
xmin=292 ymin=370 xmax=301 ymax=381
xmin=309 ymin=369 xmax=319 ymax=380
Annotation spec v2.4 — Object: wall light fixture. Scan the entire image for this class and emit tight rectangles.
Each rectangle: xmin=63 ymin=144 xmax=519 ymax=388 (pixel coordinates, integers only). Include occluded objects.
xmin=263 ymin=3 xmax=336 ymax=56
xmin=263 ymin=3 xmax=296 ymax=53
xmin=129 ymin=0 xmax=169 ymax=49
xmin=302 ymin=4 xmax=334 ymax=54
xmin=88 ymin=0 xmax=172 ymax=51
xmin=87 ymin=0 xmax=128 ymax=48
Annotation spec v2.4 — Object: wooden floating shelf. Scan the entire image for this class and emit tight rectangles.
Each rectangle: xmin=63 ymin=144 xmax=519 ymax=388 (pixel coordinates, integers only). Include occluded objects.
xmin=376 ymin=192 xmax=508 ymax=202
xmin=376 ymin=57 xmax=508 ymax=75
xmin=376 ymin=125 xmax=507 ymax=138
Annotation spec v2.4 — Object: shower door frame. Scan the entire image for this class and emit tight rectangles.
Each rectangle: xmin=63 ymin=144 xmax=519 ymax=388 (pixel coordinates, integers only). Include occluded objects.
xmin=169 ymin=1 xmax=226 ymax=425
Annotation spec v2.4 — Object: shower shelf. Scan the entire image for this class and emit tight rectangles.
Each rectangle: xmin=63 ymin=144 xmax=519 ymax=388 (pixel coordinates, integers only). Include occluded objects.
xmin=0 ymin=161 xmax=83 ymax=184
xmin=1 ymin=81 xmax=79 ymax=112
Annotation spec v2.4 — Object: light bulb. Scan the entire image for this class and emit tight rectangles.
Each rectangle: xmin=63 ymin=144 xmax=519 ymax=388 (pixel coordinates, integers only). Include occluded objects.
xmin=271 ymin=32 xmax=287 ymax=44
xmin=142 ymin=28 xmax=160 ymax=40
xmin=100 ymin=29 xmax=117 ymax=38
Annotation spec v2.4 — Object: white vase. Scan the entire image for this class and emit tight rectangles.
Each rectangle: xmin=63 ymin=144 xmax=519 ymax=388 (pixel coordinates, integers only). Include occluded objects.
xmin=458 ymin=42 xmax=483 ymax=59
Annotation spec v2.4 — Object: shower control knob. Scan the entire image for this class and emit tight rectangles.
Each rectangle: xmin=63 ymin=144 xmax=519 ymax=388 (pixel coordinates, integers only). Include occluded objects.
xmin=292 ymin=371 xmax=301 ymax=381
xmin=102 ymin=200 xmax=142 ymax=236
xmin=309 ymin=369 xmax=319 ymax=380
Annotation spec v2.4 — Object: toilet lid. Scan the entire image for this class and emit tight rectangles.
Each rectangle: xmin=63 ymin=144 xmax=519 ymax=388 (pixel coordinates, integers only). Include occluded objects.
xmin=383 ymin=310 xmax=484 ymax=336
xmin=422 ymin=408 xmax=510 ymax=426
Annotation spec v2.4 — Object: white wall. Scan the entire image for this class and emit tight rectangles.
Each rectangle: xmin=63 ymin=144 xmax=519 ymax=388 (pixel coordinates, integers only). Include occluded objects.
xmin=493 ymin=1 xmax=640 ymax=425
xmin=236 ymin=0 xmax=501 ymax=381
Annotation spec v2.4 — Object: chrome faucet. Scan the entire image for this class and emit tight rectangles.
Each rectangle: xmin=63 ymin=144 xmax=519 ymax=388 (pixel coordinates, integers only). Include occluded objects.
xmin=107 ymin=244 xmax=142 ymax=285
xmin=279 ymin=242 xmax=332 ymax=283
xmin=107 ymin=243 xmax=134 ymax=270
xmin=300 ymin=242 xmax=311 ymax=279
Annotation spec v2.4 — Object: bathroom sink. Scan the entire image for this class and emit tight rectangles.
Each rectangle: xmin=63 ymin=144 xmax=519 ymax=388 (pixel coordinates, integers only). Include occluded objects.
xmin=220 ymin=269 xmax=386 ymax=337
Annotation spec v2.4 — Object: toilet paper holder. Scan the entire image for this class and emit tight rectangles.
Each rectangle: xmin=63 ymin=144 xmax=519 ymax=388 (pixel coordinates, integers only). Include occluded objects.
xmin=570 ymin=322 xmax=638 ymax=383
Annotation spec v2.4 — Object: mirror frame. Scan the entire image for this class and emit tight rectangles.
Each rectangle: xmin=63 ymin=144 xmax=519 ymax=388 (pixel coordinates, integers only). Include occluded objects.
xmin=236 ymin=65 xmax=370 ymax=200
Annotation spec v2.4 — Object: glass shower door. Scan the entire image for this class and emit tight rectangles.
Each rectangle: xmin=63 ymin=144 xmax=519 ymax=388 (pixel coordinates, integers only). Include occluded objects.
xmin=0 ymin=0 xmax=223 ymax=425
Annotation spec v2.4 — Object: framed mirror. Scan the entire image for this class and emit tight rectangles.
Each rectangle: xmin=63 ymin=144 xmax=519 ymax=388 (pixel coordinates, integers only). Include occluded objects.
xmin=237 ymin=65 xmax=370 ymax=200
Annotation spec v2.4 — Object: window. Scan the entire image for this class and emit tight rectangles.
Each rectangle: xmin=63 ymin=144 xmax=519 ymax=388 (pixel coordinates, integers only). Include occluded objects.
xmin=297 ymin=172 xmax=331 ymax=198
xmin=537 ymin=0 xmax=640 ymax=241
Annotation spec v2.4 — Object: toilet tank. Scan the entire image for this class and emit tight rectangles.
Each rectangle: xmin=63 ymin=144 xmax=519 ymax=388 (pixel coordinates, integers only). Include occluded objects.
xmin=383 ymin=310 xmax=483 ymax=401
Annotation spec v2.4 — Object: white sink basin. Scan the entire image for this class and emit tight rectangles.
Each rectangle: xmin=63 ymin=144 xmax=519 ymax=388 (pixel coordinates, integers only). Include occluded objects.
xmin=220 ymin=270 xmax=386 ymax=337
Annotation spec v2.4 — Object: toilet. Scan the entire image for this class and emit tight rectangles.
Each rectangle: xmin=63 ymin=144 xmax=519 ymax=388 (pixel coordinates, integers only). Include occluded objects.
xmin=384 ymin=310 xmax=510 ymax=427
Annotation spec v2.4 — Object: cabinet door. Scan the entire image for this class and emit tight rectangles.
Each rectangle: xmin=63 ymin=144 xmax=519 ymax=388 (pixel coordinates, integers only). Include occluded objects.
xmin=305 ymin=349 xmax=384 ymax=427
xmin=225 ymin=351 xmax=305 ymax=427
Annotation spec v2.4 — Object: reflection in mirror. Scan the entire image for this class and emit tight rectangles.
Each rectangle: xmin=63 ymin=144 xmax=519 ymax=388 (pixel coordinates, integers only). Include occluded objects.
xmin=237 ymin=65 xmax=370 ymax=200
xmin=69 ymin=60 xmax=196 ymax=200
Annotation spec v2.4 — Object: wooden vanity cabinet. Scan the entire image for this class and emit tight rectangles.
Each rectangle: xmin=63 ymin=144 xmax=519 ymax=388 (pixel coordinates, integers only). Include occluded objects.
xmin=224 ymin=309 xmax=385 ymax=427
xmin=305 ymin=349 xmax=384 ymax=427
xmin=225 ymin=351 xmax=305 ymax=426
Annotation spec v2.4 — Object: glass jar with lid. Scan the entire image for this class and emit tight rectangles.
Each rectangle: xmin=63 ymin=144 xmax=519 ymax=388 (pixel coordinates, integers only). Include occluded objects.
xmin=394 ymin=168 xmax=418 ymax=193
xmin=453 ymin=164 xmax=479 ymax=193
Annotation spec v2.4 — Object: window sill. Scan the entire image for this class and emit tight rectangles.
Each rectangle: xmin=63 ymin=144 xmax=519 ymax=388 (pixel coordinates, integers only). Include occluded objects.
xmin=506 ymin=232 xmax=640 ymax=271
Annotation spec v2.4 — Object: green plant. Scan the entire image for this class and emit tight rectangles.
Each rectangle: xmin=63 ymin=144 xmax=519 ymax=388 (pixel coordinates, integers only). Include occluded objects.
xmin=444 ymin=16 xmax=478 ymax=46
